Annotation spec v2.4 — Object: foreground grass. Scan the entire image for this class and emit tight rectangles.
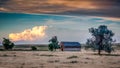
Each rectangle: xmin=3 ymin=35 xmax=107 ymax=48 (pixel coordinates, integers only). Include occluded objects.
xmin=0 ymin=51 xmax=120 ymax=68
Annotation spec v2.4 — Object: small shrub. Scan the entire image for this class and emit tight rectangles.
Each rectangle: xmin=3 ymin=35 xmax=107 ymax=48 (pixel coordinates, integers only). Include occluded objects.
xmin=31 ymin=46 xmax=37 ymax=50
xmin=48 ymin=60 xmax=59 ymax=63
xmin=40 ymin=54 xmax=56 ymax=57
xmin=69 ymin=61 xmax=78 ymax=63
xmin=0 ymin=54 xmax=9 ymax=57
xmin=2 ymin=38 xmax=14 ymax=50
xmin=63 ymin=60 xmax=78 ymax=64
xmin=3 ymin=54 xmax=8 ymax=57
xmin=67 ymin=55 xmax=78 ymax=59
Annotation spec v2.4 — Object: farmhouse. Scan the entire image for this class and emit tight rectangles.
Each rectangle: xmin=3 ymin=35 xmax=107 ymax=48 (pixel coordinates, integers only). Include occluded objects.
xmin=60 ymin=41 xmax=81 ymax=51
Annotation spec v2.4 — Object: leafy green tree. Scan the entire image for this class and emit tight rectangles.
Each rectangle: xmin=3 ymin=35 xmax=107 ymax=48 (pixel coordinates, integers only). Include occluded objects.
xmin=31 ymin=46 xmax=37 ymax=50
xmin=87 ymin=25 xmax=114 ymax=55
xmin=48 ymin=43 xmax=54 ymax=51
xmin=2 ymin=38 xmax=14 ymax=50
xmin=48 ymin=36 xmax=59 ymax=51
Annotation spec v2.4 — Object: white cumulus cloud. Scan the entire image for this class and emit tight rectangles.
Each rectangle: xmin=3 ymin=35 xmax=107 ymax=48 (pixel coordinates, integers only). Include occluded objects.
xmin=9 ymin=26 xmax=47 ymax=41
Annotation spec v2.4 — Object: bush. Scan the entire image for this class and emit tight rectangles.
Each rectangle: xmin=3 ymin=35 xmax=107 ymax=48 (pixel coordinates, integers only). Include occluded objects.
xmin=2 ymin=38 xmax=14 ymax=50
xmin=31 ymin=46 xmax=37 ymax=50
xmin=67 ymin=55 xmax=78 ymax=59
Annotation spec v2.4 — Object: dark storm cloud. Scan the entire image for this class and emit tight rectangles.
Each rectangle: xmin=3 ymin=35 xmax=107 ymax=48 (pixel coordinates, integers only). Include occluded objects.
xmin=51 ymin=7 xmax=120 ymax=18
xmin=0 ymin=0 xmax=120 ymax=20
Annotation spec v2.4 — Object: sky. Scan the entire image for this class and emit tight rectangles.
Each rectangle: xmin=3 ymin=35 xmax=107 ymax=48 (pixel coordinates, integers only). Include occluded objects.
xmin=0 ymin=0 xmax=120 ymax=44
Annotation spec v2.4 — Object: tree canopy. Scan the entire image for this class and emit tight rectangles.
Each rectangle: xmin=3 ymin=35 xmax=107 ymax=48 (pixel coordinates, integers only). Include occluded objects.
xmin=87 ymin=25 xmax=115 ymax=54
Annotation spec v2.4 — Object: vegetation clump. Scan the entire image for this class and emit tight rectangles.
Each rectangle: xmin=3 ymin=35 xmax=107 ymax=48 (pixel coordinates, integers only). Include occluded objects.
xmin=40 ymin=54 xmax=56 ymax=57
xmin=2 ymin=38 xmax=14 ymax=50
xmin=48 ymin=36 xmax=59 ymax=51
xmin=67 ymin=55 xmax=78 ymax=59
xmin=87 ymin=25 xmax=115 ymax=54
xmin=31 ymin=46 xmax=37 ymax=50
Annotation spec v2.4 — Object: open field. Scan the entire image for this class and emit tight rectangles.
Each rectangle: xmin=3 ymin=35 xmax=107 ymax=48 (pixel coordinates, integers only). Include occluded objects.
xmin=0 ymin=49 xmax=120 ymax=68
xmin=0 ymin=44 xmax=120 ymax=68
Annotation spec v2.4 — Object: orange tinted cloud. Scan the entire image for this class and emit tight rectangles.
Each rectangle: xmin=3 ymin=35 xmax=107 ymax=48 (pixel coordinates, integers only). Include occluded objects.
xmin=47 ymin=0 xmax=99 ymax=9
xmin=89 ymin=16 xmax=120 ymax=21
xmin=0 ymin=0 xmax=103 ymax=13
xmin=9 ymin=26 xmax=47 ymax=41
xmin=0 ymin=0 xmax=120 ymax=20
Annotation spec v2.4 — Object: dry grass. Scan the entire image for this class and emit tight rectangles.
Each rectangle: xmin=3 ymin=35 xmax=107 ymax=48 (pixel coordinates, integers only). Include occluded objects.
xmin=0 ymin=49 xmax=120 ymax=68
xmin=0 ymin=44 xmax=120 ymax=68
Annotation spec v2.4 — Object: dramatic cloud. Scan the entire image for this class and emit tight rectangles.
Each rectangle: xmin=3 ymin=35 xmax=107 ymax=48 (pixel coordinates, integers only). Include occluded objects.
xmin=0 ymin=0 xmax=120 ymax=20
xmin=0 ymin=12 xmax=119 ymax=44
xmin=9 ymin=26 xmax=47 ymax=41
xmin=89 ymin=16 xmax=120 ymax=21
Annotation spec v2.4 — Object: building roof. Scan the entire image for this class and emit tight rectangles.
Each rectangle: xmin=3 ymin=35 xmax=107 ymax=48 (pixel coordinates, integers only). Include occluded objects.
xmin=60 ymin=41 xmax=81 ymax=46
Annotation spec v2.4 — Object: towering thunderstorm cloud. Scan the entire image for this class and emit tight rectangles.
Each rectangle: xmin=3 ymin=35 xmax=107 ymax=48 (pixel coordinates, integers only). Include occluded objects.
xmin=9 ymin=26 xmax=47 ymax=41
